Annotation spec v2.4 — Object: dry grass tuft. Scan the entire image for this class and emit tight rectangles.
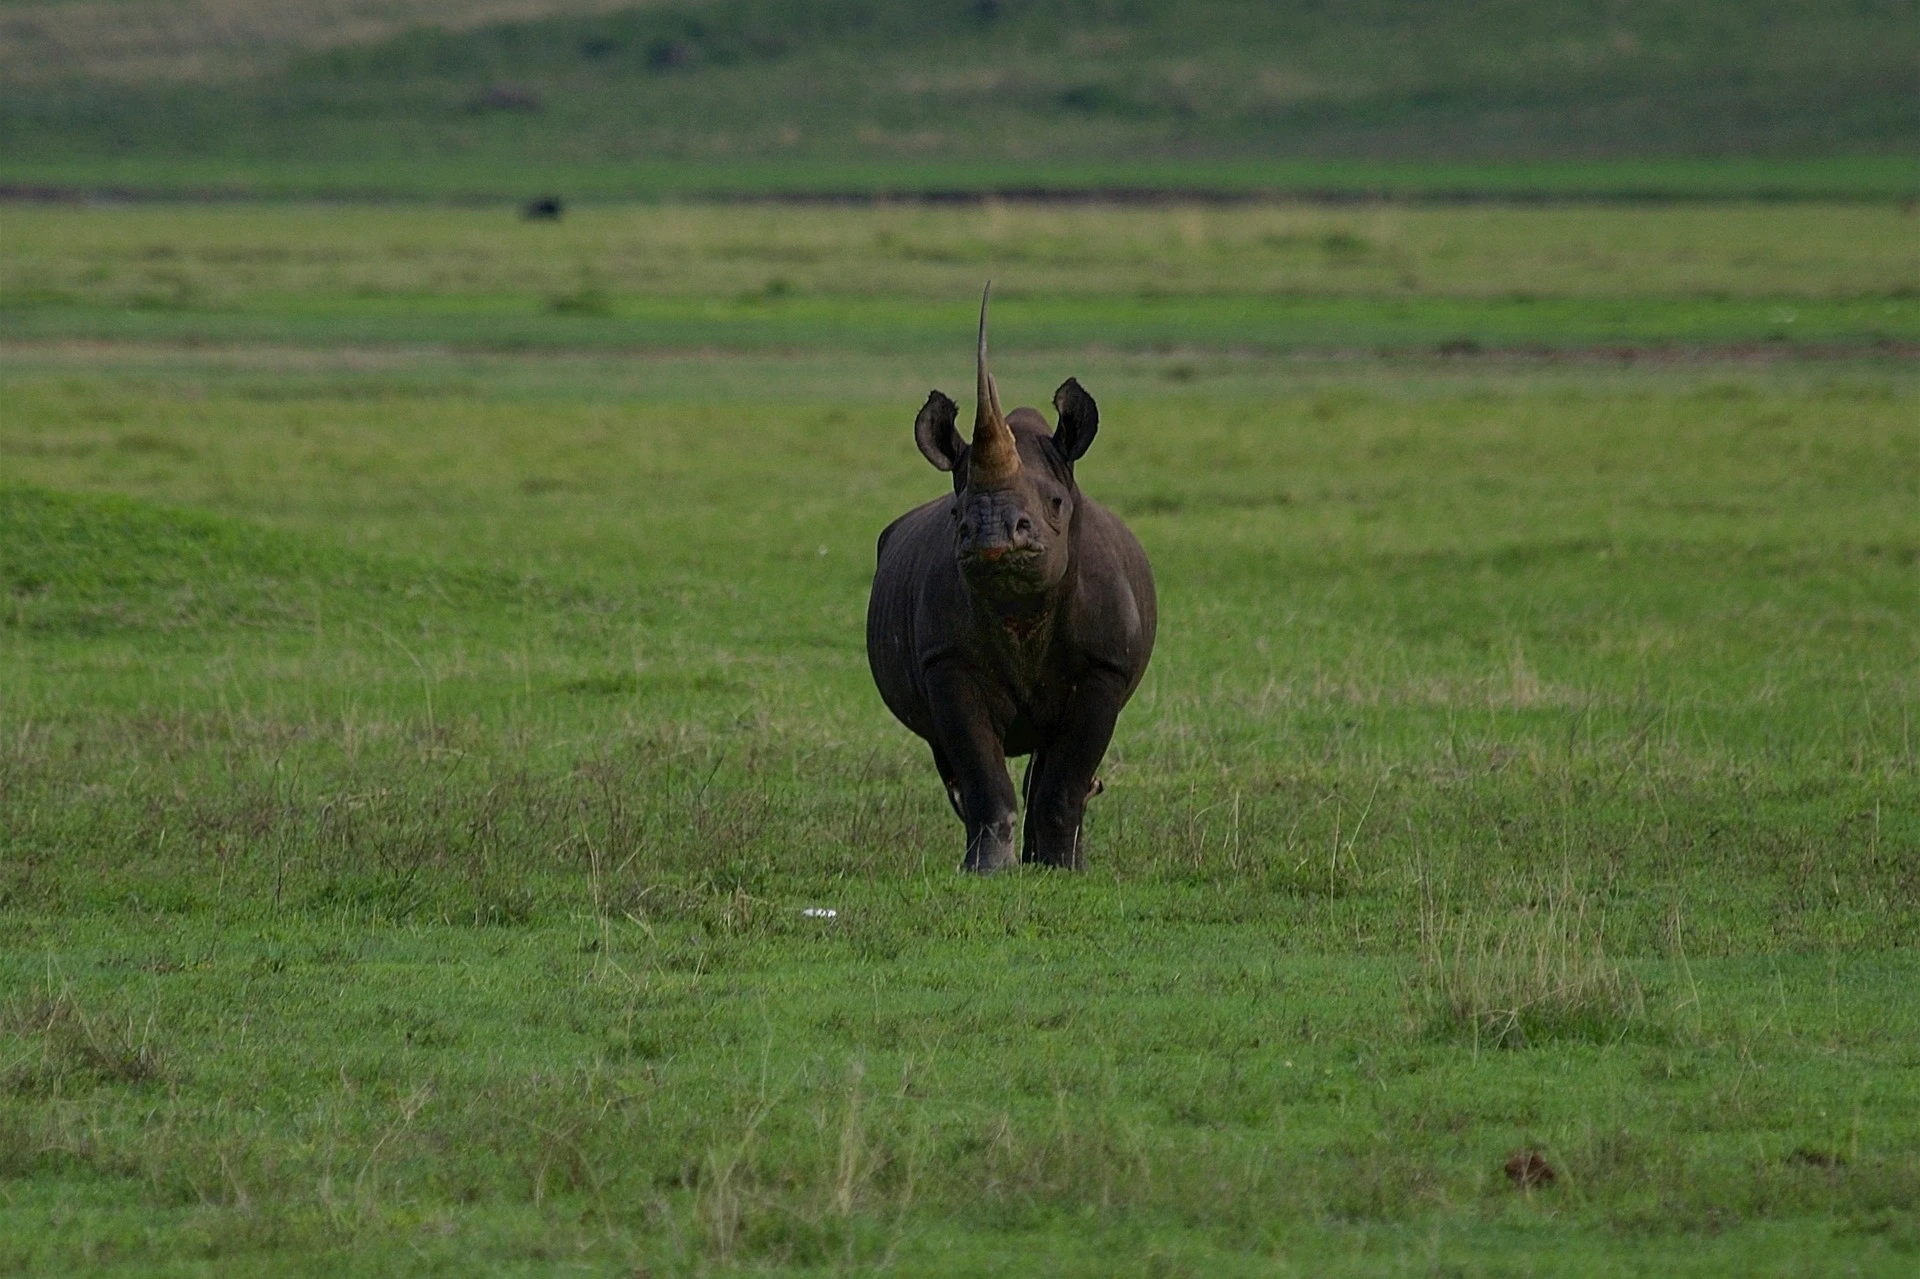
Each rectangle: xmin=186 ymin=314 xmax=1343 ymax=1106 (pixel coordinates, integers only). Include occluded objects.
xmin=1415 ymin=870 xmax=1646 ymax=1050
xmin=1 ymin=979 xmax=166 ymax=1095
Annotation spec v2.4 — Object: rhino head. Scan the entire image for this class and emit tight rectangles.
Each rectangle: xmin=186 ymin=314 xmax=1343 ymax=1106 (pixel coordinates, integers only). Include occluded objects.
xmin=912 ymin=283 xmax=1099 ymax=603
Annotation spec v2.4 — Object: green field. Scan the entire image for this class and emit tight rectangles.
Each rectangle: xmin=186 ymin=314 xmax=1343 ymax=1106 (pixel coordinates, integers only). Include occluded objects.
xmin=2 ymin=0 xmax=1915 ymax=199
xmin=5 ymin=201 xmax=1918 ymax=355
xmin=3 ymin=200 xmax=1919 ymax=1274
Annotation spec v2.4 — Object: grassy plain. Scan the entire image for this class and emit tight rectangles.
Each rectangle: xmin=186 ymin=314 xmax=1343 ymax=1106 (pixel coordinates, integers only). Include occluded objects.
xmin=5 ymin=201 xmax=1918 ymax=354
xmin=2 ymin=0 xmax=1915 ymax=198
xmin=2 ymin=201 xmax=1919 ymax=1274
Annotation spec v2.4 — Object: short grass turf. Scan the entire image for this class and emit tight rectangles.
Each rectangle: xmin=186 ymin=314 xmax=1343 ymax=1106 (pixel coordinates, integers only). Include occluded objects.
xmin=4 ymin=200 xmax=1919 ymax=1273
xmin=3 ymin=319 xmax=1918 ymax=1273
xmin=4 ymin=201 xmax=1918 ymax=355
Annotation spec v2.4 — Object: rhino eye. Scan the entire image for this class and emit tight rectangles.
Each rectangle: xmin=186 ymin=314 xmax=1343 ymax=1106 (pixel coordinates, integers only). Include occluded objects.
xmin=1050 ymin=497 xmax=1064 ymax=515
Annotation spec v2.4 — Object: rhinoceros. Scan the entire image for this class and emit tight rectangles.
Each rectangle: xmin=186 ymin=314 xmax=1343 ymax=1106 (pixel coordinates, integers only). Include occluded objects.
xmin=866 ymin=285 xmax=1156 ymax=871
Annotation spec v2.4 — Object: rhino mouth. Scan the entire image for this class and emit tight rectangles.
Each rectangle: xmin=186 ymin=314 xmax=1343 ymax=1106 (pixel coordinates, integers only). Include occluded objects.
xmin=960 ymin=546 xmax=1045 ymax=583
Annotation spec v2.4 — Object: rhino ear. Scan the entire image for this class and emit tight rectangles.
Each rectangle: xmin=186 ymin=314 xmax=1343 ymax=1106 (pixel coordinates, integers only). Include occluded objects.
xmin=914 ymin=390 xmax=963 ymax=472
xmin=1052 ymin=378 xmax=1098 ymax=462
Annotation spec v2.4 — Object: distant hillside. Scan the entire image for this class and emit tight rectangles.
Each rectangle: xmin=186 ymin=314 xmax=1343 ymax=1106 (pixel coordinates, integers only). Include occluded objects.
xmin=1 ymin=0 xmax=1915 ymax=197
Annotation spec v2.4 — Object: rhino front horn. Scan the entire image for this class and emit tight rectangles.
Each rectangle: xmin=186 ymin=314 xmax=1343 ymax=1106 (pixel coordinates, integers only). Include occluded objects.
xmin=970 ymin=281 xmax=1021 ymax=485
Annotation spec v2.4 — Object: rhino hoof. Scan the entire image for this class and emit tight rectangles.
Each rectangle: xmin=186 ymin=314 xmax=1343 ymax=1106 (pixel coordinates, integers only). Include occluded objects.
xmin=962 ymin=826 xmax=1019 ymax=874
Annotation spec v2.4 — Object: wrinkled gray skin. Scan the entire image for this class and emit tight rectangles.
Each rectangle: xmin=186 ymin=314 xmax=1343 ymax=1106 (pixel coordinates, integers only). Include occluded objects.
xmin=866 ymin=323 xmax=1156 ymax=872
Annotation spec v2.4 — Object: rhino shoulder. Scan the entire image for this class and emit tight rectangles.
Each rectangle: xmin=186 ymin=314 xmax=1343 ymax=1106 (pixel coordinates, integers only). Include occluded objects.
xmin=1070 ymin=499 xmax=1156 ymax=676
xmin=876 ymin=496 xmax=951 ymax=563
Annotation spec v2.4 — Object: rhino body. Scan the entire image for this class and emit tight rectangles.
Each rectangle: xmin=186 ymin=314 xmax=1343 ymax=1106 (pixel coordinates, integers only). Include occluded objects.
xmin=866 ymin=289 xmax=1156 ymax=871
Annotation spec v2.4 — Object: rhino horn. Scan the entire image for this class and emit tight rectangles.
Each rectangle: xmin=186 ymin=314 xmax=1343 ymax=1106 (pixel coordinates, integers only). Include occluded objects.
xmin=970 ymin=282 xmax=1020 ymax=485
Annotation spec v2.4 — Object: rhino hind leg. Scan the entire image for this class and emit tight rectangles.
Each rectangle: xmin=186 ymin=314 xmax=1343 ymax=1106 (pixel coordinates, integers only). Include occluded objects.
xmin=1019 ymin=745 xmax=1093 ymax=870
xmin=1022 ymin=761 xmax=1098 ymax=809
xmin=1012 ymin=760 xmax=1100 ymax=868
xmin=1021 ymin=673 xmax=1129 ymax=870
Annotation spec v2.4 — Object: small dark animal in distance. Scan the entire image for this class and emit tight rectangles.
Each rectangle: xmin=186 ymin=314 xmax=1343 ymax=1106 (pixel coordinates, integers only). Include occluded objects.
xmin=1787 ymin=1147 xmax=1846 ymax=1169
xmin=866 ymin=283 xmax=1156 ymax=872
xmin=474 ymin=83 xmax=542 ymax=112
xmin=522 ymin=196 xmax=564 ymax=221
xmin=1504 ymin=1150 xmax=1557 ymax=1189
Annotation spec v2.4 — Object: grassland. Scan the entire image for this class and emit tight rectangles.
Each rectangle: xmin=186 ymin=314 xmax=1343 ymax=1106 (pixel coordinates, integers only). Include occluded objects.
xmin=2 ymin=200 xmax=1919 ymax=1273
xmin=5 ymin=201 xmax=1918 ymax=355
xmin=2 ymin=0 xmax=1916 ymax=199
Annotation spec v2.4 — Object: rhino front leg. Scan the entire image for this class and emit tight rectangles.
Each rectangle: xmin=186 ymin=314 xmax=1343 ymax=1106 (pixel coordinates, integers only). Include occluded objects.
xmin=924 ymin=665 xmax=1019 ymax=873
xmin=931 ymin=743 xmax=965 ymax=821
xmin=1022 ymin=670 xmax=1128 ymax=870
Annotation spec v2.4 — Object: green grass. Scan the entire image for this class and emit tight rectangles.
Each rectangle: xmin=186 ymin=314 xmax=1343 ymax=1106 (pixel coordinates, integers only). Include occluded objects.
xmin=5 ymin=202 xmax=1918 ymax=354
xmin=3 ymin=198 xmax=1919 ymax=1270
xmin=2 ymin=0 xmax=1916 ymax=199
xmin=7 ymin=155 xmax=1919 ymax=204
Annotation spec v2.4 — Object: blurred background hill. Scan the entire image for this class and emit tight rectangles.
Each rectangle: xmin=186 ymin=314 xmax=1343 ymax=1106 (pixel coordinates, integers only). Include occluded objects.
xmin=1 ymin=0 xmax=1916 ymax=199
